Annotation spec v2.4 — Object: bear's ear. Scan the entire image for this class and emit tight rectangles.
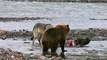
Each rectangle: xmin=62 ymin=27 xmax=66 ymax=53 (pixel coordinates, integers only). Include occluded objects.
xmin=67 ymin=25 xmax=69 ymax=27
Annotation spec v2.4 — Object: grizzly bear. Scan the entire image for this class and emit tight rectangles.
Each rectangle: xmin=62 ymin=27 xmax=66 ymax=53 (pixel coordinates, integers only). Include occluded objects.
xmin=41 ymin=25 xmax=70 ymax=57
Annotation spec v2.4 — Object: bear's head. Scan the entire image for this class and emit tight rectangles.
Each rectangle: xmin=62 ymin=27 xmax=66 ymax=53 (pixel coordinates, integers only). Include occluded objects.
xmin=55 ymin=25 xmax=70 ymax=33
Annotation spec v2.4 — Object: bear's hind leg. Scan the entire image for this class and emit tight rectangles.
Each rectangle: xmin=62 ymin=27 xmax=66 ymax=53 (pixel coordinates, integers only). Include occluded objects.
xmin=51 ymin=45 xmax=58 ymax=57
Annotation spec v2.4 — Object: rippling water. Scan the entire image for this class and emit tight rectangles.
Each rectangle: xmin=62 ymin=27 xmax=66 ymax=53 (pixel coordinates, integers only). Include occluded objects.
xmin=0 ymin=1 xmax=107 ymax=30
xmin=0 ymin=1 xmax=107 ymax=20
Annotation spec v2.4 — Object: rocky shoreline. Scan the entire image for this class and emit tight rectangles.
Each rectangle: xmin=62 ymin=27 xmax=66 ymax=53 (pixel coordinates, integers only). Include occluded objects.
xmin=0 ymin=48 xmax=46 ymax=60
xmin=0 ymin=28 xmax=107 ymax=41
xmin=68 ymin=28 xmax=107 ymax=41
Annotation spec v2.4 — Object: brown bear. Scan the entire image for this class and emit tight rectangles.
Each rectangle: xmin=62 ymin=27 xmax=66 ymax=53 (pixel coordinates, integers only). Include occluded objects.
xmin=41 ymin=25 xmax=70 ymax=57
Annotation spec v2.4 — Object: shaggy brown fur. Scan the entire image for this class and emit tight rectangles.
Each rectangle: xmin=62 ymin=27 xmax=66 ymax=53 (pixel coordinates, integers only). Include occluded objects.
xmin=41 ymin=25 xmax=70 ymax=57
xmin=31 ymin=23 xmax=53 ymax=46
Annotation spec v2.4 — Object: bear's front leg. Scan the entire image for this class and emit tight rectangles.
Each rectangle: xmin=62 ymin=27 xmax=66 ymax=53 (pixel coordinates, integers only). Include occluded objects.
xmin=60 ymin=40 xmax=65 ymax=53
xmin=60 ymin=40 xmax=66 ymax=58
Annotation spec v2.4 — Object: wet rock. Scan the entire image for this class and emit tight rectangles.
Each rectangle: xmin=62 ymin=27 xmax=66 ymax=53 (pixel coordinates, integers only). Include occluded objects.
xmin=29 ymin=49 xmax=34 ymax=51
xmin=45 ymin=55 xmax=51 ymax=58
xmin=0 ymin=30 xmax=7 ymax=40
xmin=40 ymin=56 xmax=46 ymax=60
xmin=0 ymin=48 xmax=26 ymax=60
xmin=29 ymin=54 xmax=39 ymax=59
xmin=50 ymin=56 xmax=57 ymax=60
xmin=13 ymin=38 xmax=18 ymax=40
xmin=23 ymin=41 xmax=30 ymax=43
xmin=23 ymin=39 xmax=27 ymax=41
xmin=30 ymin=53 xmax=35 ymax=59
